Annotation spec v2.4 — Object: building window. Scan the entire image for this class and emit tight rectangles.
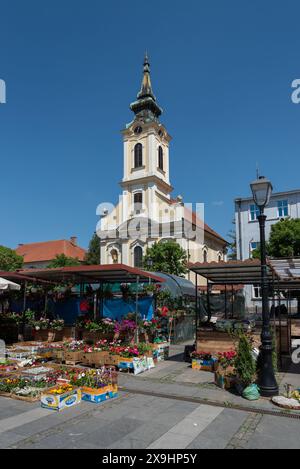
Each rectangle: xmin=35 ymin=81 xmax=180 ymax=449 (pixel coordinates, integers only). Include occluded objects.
xmin=134 ymin=246 xmax=143 ymax=268
xmin=158 ymin=146 xmax=163 ymax=170
xmin=277 ymin=200 xmax=288 ymax=218
xmin=218 ymin=253 xmax=222 ymax=262
xmin=253 ymin=286 xmax=262 ymax=299
xmin=249 ymin=204 xmax=260 ymax=222
xmin=133 ymin=192 xmax=143 ymax=211
xmin=134 ymin=143 xmax=143 ymax=168
xmin=203 ymin=250 xmax=208 ymax=263
xmin=249 ymin=241 xmax=260 ymax=258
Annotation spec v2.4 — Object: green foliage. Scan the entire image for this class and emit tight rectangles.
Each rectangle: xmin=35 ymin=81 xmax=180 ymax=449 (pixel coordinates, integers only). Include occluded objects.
xmin=47 ymin=254 xmax=81 ymax=268
xmin=234 ymin=333 xmax=256 ymax=386
xmin=0 ymin=245 xmax=23 ymax=271
xmin=227 ymin=220 xmax=237 ymax=260
xmin=85 ymin=233 xmax=100 ymax=265
xmin=252 ymin=218 xmax=300 ymax=259
xmin=144 ymin=241 xmax=188 ymax=277
xmin=268 ymin=218 xmax=300 ymax=257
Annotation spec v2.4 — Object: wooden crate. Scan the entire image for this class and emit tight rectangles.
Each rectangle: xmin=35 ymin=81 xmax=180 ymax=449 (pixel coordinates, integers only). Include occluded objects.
xmin=197 ymin=330 xmax=261 ymax=354
xmin=197 ymin=330 xmax=236 ymax=354
xmin=64 ymin=351 xmax=83 ymax=365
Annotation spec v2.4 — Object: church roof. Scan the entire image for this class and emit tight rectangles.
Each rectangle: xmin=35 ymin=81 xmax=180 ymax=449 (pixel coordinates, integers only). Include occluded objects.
xmin=130 ymin=54 xmax=163 ymax=122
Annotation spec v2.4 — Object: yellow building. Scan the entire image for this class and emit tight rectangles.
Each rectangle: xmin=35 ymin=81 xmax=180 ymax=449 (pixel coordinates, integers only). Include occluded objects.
xmin=98 ymin=55 xmax=227 ymax=280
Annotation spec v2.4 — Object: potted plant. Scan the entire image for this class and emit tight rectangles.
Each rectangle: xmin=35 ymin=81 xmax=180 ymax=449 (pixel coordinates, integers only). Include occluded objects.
xmin=234 ymin=332 xmax=257 ymax=394
xmin=215 ymin=351 xmax=237 ymax=389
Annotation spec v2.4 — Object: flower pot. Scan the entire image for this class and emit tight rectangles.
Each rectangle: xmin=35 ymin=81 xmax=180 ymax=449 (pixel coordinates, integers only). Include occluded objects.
xmin=235 ymin=381 xmax=246 ymax=396
xmin=215 ymin=371 xmax=236 ymax=390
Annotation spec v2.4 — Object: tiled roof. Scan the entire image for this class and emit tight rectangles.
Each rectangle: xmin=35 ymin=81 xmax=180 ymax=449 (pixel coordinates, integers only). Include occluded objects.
xmin=16 ymin=239 xmax=86 ymax=263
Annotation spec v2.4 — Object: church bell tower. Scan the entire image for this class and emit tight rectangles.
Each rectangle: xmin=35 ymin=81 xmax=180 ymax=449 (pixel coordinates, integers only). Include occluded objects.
xmin=120 ymin=54 xmax=173 ymax=224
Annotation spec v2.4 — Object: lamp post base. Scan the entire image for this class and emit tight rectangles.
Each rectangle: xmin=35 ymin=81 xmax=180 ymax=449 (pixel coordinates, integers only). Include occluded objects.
xmin=257 ymin=347 xmax=279 ymax=397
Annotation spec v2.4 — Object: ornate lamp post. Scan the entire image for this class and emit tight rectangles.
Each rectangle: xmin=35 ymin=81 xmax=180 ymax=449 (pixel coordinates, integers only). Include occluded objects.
xmin=98 ymin=208 xmax=108 ymax=265
xmin=250 ymin=176 xmax=278 ymax=397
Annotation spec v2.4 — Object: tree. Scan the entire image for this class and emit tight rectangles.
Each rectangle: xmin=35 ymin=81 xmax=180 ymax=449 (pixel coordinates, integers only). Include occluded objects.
xmin=252 ymin=218 xmax=300 ymax=259
xmin=84 ymin=233 xmax=100 ymax=265
xmin=227 ymin=219 xmax=237 ymax=260
xmin=268 ymin=218 xmax=300 ymax=257
xmin=144 ymin=241 xmax=188 ymax=277
xmin=47 ymin=254 xmax=81 ymax=268
xmin=0 ymin=245 xmax=23 ymax=271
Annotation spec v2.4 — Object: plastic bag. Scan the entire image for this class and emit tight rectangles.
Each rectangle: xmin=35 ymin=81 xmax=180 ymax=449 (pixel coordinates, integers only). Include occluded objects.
xmin=242 ymin=383 xmax=260 ymax=401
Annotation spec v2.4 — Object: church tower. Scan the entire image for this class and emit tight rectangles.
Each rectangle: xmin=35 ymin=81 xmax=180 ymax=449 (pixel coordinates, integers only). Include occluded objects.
xmin=98 ymin=55 xmax=227 ymax=270
xmin=120 ymin=54 xmax=173 ymax=225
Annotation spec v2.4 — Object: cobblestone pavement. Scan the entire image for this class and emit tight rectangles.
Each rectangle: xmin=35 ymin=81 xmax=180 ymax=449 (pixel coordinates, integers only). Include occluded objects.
xmin=0 ymin=344 xmax=299 ymax=449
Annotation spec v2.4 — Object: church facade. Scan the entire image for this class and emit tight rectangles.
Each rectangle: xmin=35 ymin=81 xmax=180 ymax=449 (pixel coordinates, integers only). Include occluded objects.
xmin=98 ymin=56 xmax=227 ymax=279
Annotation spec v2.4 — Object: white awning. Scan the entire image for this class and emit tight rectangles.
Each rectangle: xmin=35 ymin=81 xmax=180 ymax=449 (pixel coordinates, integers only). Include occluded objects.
xmin=0 ymin=277 xmax=21 ymax=291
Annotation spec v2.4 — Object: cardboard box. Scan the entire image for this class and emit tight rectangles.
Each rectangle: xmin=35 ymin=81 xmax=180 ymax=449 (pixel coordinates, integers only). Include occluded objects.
xmin=192 ymin=358 xmax=218 ymax=372
xmin=64 ymin=351 xmax=83 ymax=364
xmin=41 ymin=387 xmax=81 ymax=411
xmin=81 ymin=385 xmax=118 ymax=403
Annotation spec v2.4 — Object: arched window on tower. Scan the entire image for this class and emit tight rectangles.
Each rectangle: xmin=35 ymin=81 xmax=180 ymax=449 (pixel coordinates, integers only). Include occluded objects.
xmin=134 ymin=246 xmax=143 ymax=268
xmin=158 ymin=146 xmax=163 ymax=171
xmin=134 ymin=143 xmax=143 ymax=168
xmin=134 ymin=192 xmax=143 ymax=211
xmin=203 ymin=249 xmax=208 ymax=263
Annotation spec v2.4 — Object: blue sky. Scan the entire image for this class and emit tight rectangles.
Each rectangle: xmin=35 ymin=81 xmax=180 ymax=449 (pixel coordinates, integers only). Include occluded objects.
xmin=1 ymin=0 xmax=300 ymax=250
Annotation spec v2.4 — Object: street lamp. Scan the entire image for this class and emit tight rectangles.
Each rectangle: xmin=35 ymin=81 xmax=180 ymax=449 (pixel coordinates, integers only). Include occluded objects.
xmin=99 ymin=208 xmax=109 ymax=265
xmin=146 ymin=257 xmax=153 ymax=285
xmin=250 ymin=176 xmax=278 ymax=397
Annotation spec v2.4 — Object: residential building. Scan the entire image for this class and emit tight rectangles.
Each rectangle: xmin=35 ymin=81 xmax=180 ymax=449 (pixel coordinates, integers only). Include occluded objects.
xmin=16 ymin=237 xmax=86 ymax=269
xmin=235 ymin=188 xmax=300 ymax=311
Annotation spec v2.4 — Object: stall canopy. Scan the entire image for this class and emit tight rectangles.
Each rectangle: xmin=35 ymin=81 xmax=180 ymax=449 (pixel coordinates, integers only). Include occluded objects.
xmin=0 ymin=264 xmax=165 ymax=285
xmin=0 ymin=277 xmax=21 ymax=291
xmin=153 ymin=272 xmax=195 ymax=298
xmin=189 ymin=258 xmax=300 ymax=289
xmin=189 ymin=259 xmax=276 ymax=285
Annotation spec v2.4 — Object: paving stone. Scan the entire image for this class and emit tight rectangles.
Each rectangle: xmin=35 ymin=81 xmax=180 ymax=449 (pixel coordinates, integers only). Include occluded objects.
xmin=245 ymin=415 xmax=300 ymax=449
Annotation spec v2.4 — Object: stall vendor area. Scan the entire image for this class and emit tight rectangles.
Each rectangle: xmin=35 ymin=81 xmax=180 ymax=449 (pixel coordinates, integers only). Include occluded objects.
xmin=0 ymin=264 xmax=181 ymax=408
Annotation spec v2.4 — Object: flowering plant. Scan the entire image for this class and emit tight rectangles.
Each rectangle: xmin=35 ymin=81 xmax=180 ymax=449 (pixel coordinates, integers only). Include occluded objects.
xmin=217 ymin=351 xmax=237 ymax=370
xmin=50 ymin=319 xmax=64 ymax=331
xmin=70 ymin=368 xmax=117 ymax=389
xmin=191 ymin=351 xmax=213 ymax=361
xmin=141 ymin=318 xmax=161 ymax=334
xmin=32 ymin=318 xmax=51 ymax=330
xmin=49 ymin=383 xmax=74 ymax=395
xmin=76 ymin=317 xmax=116 ymax=333
xmin=114 ymin=319 xmax=137 ymax=334
xmin=108 ymin=344 xmax=139 ymax=358
xmin=62 ymin=340 xmax=85 ymax=351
